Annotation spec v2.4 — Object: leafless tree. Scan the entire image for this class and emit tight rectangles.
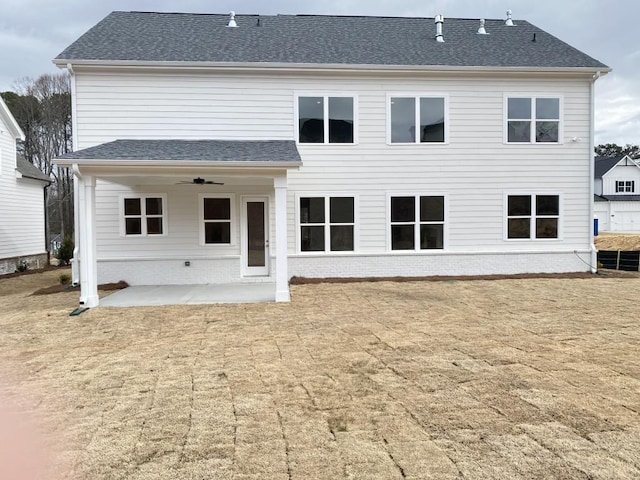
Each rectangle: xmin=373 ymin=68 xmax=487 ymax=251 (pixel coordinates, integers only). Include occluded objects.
xmin=1 ymin=73 xmax=74 ymax=243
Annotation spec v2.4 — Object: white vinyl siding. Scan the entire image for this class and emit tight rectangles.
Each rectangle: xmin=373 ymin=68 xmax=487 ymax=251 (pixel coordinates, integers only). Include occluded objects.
xmin=0 ymin=122 xmax=47 ymax=260
xmin=74 ymin=71 xmax=593 ymax=261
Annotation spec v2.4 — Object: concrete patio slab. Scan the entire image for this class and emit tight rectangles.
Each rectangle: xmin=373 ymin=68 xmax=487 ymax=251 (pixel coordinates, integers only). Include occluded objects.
xmin=99 ymin=282 xmax=276 ymax=307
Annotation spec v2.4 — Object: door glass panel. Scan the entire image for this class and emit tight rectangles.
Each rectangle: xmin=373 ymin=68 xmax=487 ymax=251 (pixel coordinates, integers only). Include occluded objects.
xmin=247 ymin=202 xmax=265 ymax=267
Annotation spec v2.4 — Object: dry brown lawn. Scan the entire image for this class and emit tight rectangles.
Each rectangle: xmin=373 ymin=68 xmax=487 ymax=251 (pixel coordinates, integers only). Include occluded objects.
xmin=1 ymin=270 xmax=640 ymax=479
xmin=595 ymin=233 xmax=640 ymax=251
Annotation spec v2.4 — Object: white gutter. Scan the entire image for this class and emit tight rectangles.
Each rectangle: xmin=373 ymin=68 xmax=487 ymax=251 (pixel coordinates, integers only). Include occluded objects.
xmin=54 ymin=59 xmax=611 ymax=76
xmin=589 ymin=70 xmax=602 ymax=273
xmin=54 ymin=159 xmax=302 ymax=168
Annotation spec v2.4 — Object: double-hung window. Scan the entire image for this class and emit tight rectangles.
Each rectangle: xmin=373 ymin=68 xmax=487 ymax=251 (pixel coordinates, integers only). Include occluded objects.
xmin=506 ymin=96 xmax=561 ymax=143
xmin=616 ymin=180 xmax=635 ymax=193
xmin=389 ymin=195 xmax=445 ymax=250
xmin=389 ymin=95 xmax=447 ymax=144
xmin=122 ymin=196 xmax=165 ymax=236
xmin=299 ymin=196 xmax=355 ymax=252
xmin=297 ymin=95 xmax=355 ymax=144
xmin=506 ymin=194 xmax=560 ymax=239
xmin=201 ymin=196 xmax=234 ymax=245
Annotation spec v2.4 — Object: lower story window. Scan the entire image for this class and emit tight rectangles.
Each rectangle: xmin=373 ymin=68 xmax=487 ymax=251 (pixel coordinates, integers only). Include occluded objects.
xmin=123 ymin=196 xmax=165 ymax=236
xmin=299 ymin=196 xmax=355 ymax=252
xmin=390 ymin=195 xmax=445 ymax=250
xmin=203 ymin=197 xmax=232 ymax=244
xmin=507 ymin=194 xmax=559 ymax=239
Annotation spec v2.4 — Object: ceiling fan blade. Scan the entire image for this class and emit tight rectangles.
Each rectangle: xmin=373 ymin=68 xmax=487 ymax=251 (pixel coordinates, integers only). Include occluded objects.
xmin=204 ymin=181 xmax=224 ymax=185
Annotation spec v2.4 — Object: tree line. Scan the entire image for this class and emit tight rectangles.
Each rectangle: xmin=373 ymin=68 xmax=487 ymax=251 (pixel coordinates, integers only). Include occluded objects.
xmin=1 ymin=73 xmax=73 ymax=244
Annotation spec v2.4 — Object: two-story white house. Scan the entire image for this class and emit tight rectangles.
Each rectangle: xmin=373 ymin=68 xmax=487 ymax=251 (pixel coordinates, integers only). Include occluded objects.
xmin=0 ymin=97 xmax=51 ymax=274
xmin=594 ymin=154 xmax=640 ymax=232
xmin=53 ymin=11 xmax=609 ymax=306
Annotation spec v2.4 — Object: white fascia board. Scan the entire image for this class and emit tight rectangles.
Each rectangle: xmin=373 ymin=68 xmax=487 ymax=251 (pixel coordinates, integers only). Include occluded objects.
xmin=54 ymin=59 xmax=612 ymax=77
xmin=53 ymin=158 xmax=302 ymax=169
xmin=0 ymin=96 xmax=25 ymax=140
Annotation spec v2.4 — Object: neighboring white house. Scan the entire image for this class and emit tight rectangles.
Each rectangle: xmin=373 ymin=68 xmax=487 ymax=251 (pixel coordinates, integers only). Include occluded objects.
xmin=53 ymin=11 xmax=609 ymax=306
xmin=0 ymin=97 xmax=51 ymax=274
xmin=594 ymin=154 xmax=640 ymax=232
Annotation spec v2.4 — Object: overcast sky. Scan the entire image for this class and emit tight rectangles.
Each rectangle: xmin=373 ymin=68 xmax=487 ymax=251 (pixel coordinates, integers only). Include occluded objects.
xmin=0 ymin=0 xmax=636 ymax=145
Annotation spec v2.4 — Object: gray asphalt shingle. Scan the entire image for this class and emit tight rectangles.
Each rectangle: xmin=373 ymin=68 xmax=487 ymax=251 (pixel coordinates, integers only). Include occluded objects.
xmin=16 ymin=156 xmax=51 ymax=183
xmin=57 ymin=139 xmax=301 ymax=163
xmin=55 ymin=12 xmax=608 ymax=69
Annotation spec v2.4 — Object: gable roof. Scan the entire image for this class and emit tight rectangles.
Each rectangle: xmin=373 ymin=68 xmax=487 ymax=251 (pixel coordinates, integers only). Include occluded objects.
xmin=595 ymin=154 xmax=639 ymax=178
xmin=16 ymin=156 xmax=51 ymax=183
xmin=56 ymin=139 xmax=301 ymax=166
xmin=55 ymin=12 xmax=609 ymax=71
xmin=0 ymin=96 xmax=25 ymax=140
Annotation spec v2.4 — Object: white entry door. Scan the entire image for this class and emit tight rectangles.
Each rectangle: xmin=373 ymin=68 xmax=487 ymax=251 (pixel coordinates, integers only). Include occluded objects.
xmin=242 ymin=197 xmax=269 ymax=276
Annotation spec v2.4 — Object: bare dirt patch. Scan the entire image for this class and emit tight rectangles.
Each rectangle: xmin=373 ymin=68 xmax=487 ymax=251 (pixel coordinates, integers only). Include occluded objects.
xmin=595 ymin=233 xmax=640 ymax=251
xmin=1 ymin=271 xmax=639 ymax=479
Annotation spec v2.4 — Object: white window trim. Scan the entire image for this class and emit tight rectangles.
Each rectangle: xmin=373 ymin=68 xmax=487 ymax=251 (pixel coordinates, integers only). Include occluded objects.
xmin=385 ymin=192 xmax=448 ymax=252
xmin=503 ymin=191 xmax=563 ymax=241
xmin=386 ymin=93 xmax=449 ymax=145
xmin=294 ymin=93 xmax=359 ymax=145
xmin=119 ymin=194 xmax=168 ymax=237
xmin=503 ymin=94 xmax=564 ymax=145
xmin=295 ymin=193 xmax=359 ymax=254
xmin=199 ymin=193 xmax=237 ymax=247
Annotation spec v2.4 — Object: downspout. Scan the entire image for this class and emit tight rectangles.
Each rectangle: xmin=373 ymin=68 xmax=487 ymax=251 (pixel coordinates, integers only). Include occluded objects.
xmin=44 ymin=182 xmax=51 ymax=265
xmin=589 ymin=71 xmax=601 ymax=273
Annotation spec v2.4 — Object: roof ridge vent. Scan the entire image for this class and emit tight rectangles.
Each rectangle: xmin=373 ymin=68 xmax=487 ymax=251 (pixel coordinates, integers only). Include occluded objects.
xmin=477 ymin=19 xmax=488 ymax=35
xmin=505 ymin=10 xmax=515 ymax=26
xmin=434 ymin=14 xmax=444 ymax=42
xmin=227 ymin=11 xmax=238 ymax=28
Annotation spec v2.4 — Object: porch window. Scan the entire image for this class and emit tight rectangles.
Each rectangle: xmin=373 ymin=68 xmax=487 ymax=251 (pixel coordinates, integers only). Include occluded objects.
xmin=122 ymin=196 xmax=165 ymax=236
xmin=299 ymin=196 xmax=355 ymax=252
xmin=506 ymin=194 xmax=560 ymax=239
xmin=203 ymin=197 xmax=232 ymax=244
xmin=390 ymin=195 xmax=445 ymax=250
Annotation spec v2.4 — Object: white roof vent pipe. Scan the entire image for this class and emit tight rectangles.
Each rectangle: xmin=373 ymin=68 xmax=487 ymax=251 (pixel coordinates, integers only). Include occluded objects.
xmin=505 ymin=10 xmax=515 ymax=26
xmin=435 ymin=14 xmax=444 ymax=42
xmin=477 ymin=19 xmax=488 ymax=35
xmin=227 ymin=11 xmax=238 ymax=28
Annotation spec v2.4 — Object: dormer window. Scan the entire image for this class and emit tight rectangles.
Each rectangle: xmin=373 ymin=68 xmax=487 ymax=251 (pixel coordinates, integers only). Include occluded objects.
xmin=616 ymin=180 xmax=635 ymax=193
xmin=297 ymin=95 xmax=356 ymax=144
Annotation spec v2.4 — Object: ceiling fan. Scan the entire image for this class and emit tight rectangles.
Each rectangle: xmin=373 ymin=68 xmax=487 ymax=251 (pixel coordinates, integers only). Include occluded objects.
xmin=177 ymin=177 xmax=224 ymax=185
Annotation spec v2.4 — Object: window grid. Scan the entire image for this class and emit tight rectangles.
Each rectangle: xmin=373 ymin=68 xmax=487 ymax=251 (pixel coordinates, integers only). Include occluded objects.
xmin=506 ymin=194 xmax=560 ymax=240
xmin=506 ymin=96 xmax=560 ymax=144
xmin=202 ymin=196 xmax=232 ymax=245
xmin=297 ymin=95 xmax=356 ymax=144
xmin=122 ymin=196 xmax=165 ymax=236
xmin=390 ymin=195 xmax=445 ymax=250
xmin=299 ymin=196 xmax=355 ymax=252
xmin=616 ymin=180 xmax=635 ymax=193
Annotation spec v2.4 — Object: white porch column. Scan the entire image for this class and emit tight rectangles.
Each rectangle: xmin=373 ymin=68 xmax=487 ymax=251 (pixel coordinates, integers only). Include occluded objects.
xmin=274 ymin=175 xmax=290 ymax=302
xmin=77 ymin=173 xmax=99 ymax=307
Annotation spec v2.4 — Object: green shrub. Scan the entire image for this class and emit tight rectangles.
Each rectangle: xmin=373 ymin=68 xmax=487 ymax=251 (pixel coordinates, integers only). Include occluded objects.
xmin=59 ymin=273 xmax=72 ymax=285
xmin=57 ymin=236 xmax=74 ymax=266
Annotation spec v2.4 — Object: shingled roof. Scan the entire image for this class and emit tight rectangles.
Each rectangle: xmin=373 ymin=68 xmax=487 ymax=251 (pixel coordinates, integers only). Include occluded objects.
xmin=56 ymin=139 xmax=301 ymax=164
xmin=595 ymin=155 xmax=631 ymax=178
xmin=55 ymin=12 xmax=608 ymax=69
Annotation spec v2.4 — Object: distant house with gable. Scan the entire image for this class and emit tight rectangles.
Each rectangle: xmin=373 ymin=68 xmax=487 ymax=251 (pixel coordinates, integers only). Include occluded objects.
xmin=594 ymin=154 xmax=640 ymax=232
xmin=0 ymin=96 xmax=51 ymax=274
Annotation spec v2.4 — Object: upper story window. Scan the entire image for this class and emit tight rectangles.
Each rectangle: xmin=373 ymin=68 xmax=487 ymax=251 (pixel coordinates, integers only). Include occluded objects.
xmin=506 ymin=194 xmax=560 ymax=240
xmin=506 ymin=97 xmax=561 ymax=143
xmin=122 ymin=195 xmax=165 ymax=236
xmin=299 ymin=196 xmax=355 ymax=252
xmin=389 ymin=95 xmax=447 ymax=144
xmin=616 ymin=180 xmax=635 ymax=193
xmin=389 ymin=195 xmax=445 ymax=250
xmin=297 ymin=95 xmax=355 ymax=144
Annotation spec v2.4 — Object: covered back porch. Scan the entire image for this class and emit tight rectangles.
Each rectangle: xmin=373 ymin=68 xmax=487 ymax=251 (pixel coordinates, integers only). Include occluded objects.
xmin=55 ymin=139 xmax=301 ymax=308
